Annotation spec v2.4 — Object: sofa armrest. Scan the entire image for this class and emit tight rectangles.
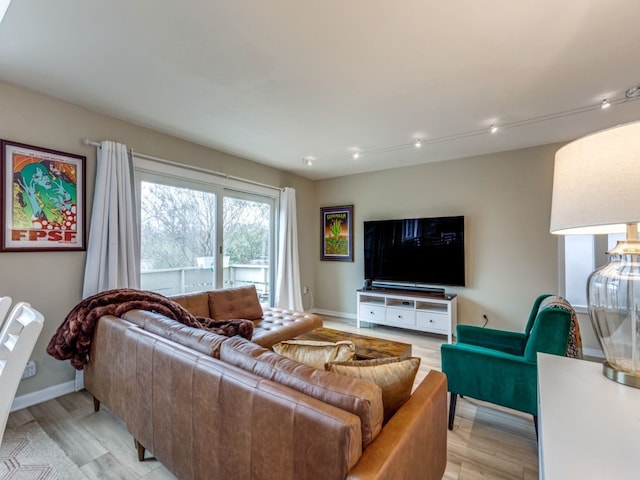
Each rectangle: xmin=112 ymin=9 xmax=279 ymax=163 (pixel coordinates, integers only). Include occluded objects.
xmin=346 ymin=370 xmax=447 ymax=480
xmin=456 ymin=324 xmax=527 ymax=356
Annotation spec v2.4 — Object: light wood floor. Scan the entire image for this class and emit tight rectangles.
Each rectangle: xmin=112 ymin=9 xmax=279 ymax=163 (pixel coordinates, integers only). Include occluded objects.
xmin=7 ymin=317 xmax=539 ymax=480
xmin=323 ymin=318 xmax=539 ymax=480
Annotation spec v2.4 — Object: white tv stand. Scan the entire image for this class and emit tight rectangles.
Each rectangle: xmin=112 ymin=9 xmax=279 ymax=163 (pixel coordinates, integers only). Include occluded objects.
xmin=356 ymin=288 xmax=457 ymax=343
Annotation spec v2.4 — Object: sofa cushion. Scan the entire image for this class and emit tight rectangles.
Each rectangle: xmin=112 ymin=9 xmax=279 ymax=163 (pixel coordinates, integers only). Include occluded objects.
xmin=220 ymin=336 xmax=384 ymax=448
xmin=326 ymin=357 xmax=421 ymax=423
xmin=208 ymin=285 xmax=263 ymax=321
xmin=122 ymin=310 xmax=229 ymax=358
xmin=169 ymin=291 xmax=211 ymax=318
xmin=252 ymin=308 xmax=323 ymax=348
xmin=272 ymin=339 xmax=356 ymax=369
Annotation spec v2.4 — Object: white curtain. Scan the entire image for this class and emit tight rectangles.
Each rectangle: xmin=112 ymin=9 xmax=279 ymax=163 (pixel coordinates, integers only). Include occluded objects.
xmin=275 ymin=187 xmax=303 ymax=311
xmin=82 ymin=141 xmax=140 ymax=298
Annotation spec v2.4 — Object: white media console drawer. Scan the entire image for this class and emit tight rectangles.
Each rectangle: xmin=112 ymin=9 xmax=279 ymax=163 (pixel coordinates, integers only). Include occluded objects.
xmin=358 ymin=304 xmax=386 ymax=323
xmin=385 ymin=307 xmax=416 ymax=328
xmin=416 ymin=311 xmax=449 ymax=333
xmin=356 ymin=289 xmax=457 ymax=343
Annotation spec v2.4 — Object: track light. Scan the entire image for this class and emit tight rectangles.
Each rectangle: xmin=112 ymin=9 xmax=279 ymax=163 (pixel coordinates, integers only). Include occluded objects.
xmin=626 ymin=86 xmax=640 ymax=99
xmin=301 ymin=83 xmax=640 ymax=166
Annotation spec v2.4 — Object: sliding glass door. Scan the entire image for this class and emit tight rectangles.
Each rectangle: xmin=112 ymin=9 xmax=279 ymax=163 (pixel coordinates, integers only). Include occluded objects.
xmin=137 ymin=170 xmax=276 ymax=304
xmin=139 ymin=180 xmax=218 ymax=295
xmin=222 ymin=192 xmax=274 ymax=303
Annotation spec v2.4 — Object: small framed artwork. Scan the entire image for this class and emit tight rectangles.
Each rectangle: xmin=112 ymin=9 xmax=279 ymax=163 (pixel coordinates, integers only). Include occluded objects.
xmin=321 ymin=204 xmax=354 ymax=261
xmin=1 ymin=140 xmax=86 ymax=251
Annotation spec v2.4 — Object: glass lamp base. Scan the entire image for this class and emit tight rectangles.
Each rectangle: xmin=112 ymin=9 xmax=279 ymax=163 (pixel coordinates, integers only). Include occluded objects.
xmin=602 ymin=361 xmax=640 ymax=388
xmin=588 ymin=236 xmax=640 ymax=390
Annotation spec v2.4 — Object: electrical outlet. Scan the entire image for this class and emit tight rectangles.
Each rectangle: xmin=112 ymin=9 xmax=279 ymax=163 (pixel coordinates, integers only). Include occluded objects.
xmin=22 ymin=360 xmax=36 ymax=379
xmin=303 ymin=286 xmax=309 ymax=295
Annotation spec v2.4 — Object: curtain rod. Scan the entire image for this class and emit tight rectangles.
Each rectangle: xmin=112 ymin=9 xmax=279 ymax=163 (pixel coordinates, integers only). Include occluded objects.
xmin=82 ymin=138 xmax=283 ymax=192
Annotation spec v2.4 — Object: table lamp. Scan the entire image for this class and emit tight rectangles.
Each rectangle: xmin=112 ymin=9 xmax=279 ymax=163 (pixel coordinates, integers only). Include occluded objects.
xmin=550 ymin=120 xmax=640 ymax=387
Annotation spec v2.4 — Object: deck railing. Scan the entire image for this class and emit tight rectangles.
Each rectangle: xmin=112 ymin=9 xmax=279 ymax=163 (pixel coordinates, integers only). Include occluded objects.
xmin=141 ymin=264 xmax=270 ymax=303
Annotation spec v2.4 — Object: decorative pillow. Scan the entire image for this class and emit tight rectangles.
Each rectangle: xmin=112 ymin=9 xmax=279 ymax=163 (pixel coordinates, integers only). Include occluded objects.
xmin=208 ymin=285 xmax=264 ymax=321
xmin=272 ymin=339 xmax=356 ymax=370
xmin=326 ymin=356 xmax=421 ymax=423
xmin=169 ymin=291 xmax=211 ymax=318
xmin=220 ymin=336 xmax=384 ymax=448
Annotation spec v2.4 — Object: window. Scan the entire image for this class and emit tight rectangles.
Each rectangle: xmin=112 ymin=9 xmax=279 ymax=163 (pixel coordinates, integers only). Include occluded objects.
xmin=135 ymin=158 xmax=277 ymax=304
xmin=562 ymin=233 xmax=624 ymax=310
xmin=139 ymin=180 xmax=218 ymax=295
xmin=222 ymin=193 xmax=273 ymax=303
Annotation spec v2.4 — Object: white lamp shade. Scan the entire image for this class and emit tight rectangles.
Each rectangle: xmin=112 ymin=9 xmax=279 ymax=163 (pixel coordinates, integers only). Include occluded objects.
xmin=550 ymin=120 xmax=640 ymax=235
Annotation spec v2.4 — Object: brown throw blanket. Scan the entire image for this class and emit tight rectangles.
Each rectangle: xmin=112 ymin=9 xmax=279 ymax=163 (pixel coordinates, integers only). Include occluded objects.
xmin=47 ymin=288 xmax=253 ymax=370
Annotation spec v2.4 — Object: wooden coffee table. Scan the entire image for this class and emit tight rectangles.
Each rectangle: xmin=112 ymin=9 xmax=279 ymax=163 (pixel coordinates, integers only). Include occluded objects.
xmin=296 ymin=327 xmax=412 ymax=360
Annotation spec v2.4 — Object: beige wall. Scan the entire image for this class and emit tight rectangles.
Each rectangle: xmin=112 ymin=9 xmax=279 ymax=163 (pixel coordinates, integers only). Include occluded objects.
xmin=0 ymin=79 xmax=599 ymax=402
xmin=0 ymin=80 xmax=316 ymax=397
xmin=315 ymin=145 xmax=599 ymax=351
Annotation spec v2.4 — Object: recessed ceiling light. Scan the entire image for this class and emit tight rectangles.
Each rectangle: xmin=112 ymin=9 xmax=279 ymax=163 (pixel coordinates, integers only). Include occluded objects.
xmin=490 ymin=125 xmax=499 ymax=134
xmin=600 ymin=99 xmax=611 ymax=109
xmin=302 ymin=157 xmax=313 ymax=166
xmin=353 ymin=152 xmax=360 ymax=159
xmin=414 ymin=139 xmax=422 ymax=148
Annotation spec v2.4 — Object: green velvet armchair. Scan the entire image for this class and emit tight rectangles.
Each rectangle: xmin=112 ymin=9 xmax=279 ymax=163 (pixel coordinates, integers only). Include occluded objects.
xmin=441 ymin=294 xmax=575 ymax=431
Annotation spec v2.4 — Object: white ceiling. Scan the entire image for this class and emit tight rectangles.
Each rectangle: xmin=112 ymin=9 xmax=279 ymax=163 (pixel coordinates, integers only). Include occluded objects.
xmin=1 ymin=0 xmax=639 ymax=180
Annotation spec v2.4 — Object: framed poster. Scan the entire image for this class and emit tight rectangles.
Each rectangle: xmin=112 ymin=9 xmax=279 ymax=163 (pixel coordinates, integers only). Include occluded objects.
xmin=1 ymin=140 xmax=86 ymax=251
xmin=321 ymin=204 xmax=354 ymax=261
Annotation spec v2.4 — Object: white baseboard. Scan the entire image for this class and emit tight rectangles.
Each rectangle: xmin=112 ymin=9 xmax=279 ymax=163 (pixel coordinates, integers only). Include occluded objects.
xmin=310 ymin=308 xmax=356 ymax=320
xmin=11 ymin=380 xmax=76 ymax=413
xmin=75 ymin=370 xmax=85 ymax=391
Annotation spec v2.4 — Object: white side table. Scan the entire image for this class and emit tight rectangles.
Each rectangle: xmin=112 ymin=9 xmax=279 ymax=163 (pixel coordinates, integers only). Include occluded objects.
xmin=537 ymin=353 xmax=640 ymax=479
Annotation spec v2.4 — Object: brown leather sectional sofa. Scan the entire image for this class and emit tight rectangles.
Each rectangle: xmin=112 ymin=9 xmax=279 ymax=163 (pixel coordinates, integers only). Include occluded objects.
xmin=84 ymin=290 xmax=447 ymax=480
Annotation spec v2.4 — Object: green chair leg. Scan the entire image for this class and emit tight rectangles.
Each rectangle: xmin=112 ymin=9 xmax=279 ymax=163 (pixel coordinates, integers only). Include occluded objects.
xmin=448 ymin=393 xmax=458 ymax=430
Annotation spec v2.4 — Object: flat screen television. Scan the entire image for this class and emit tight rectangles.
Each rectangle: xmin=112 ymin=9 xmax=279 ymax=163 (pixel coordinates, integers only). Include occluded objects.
xmin=364 ymin=216 xmax=465 ymax=289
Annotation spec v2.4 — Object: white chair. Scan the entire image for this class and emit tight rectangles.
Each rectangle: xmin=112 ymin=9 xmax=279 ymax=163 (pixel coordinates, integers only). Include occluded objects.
xmin=0 ymin=303 xmax=44 ymax=444
xmin=0 ymin=296 xmax=11 ymax=330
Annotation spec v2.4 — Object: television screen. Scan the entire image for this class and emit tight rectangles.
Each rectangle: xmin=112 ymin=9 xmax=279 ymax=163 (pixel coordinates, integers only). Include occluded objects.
xmin=364 ymin=216 xmax=465 ymax=288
